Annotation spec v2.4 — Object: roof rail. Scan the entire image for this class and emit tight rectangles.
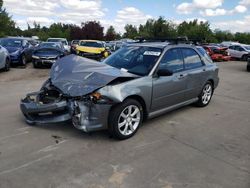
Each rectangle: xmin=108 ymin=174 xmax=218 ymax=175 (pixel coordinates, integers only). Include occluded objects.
xmin=135 ymin=36 xmax=204 ymax=45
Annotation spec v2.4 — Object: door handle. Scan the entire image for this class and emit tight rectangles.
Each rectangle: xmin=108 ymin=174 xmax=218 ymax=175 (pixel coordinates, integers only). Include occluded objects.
xmin=177 ymin=73 xmax=187 ymax=79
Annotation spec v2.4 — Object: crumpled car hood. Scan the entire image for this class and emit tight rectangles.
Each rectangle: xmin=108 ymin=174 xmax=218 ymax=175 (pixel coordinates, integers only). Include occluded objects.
xmin=50 ymin=54 xmax=138 ymax=97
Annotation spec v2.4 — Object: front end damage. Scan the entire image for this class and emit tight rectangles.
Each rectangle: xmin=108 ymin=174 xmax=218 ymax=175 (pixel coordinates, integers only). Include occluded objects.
xmin=20 ymin=55 xmax=138 ymax=132
xmin=20 ymin=83 xmax=114 ymax=132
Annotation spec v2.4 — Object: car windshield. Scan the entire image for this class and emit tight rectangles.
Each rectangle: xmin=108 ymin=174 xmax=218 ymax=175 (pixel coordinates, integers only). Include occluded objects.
xmin=72 ymin=40 xmax=79 ymax=44
xmin=0 ymin=38 xmax=22 ymax=47
xmin=40 ymin=42 xmax=61 ymax=49
xmin=48 ymin=39 xmax=67 ymax=45
xmin=243 ymin=45 xmax=250 ymax=50
xmin=104 ymin=46 xmax=162 ymax=76
xmin=80 ymin=41 xmax=103 ymax=48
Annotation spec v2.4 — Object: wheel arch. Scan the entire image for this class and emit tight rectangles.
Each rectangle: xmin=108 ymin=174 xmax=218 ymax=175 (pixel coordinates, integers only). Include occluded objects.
xmin=123 ymin=95 xmax=148 ymax=120
xmin=207 ymin=79 xmax=214 ymax=89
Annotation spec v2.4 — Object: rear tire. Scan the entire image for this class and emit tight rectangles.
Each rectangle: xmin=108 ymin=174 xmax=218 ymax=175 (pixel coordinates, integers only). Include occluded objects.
xmin=196 ymin=81 xmax=214 ymax=107
xmin=241 ymin=54 xmax=248 ymax=61
xmin=21 ymin=54 xmax=27 ymax=67
xmin=108 ymin=99 xmax=143 ymax=140
xmin=4 ymin=58 xmax=10 ymax=71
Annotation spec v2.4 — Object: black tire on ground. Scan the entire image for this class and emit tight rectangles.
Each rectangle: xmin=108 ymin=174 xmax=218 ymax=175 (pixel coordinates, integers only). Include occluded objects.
xmin=196 ymin=81 xmax=214 ymax=107
xmin=241 ymin=54 xmax=248 ymax=61
xmin=247 ymin=65 xmax=250 ymax=72
xmin=21 ymin=54 xmax=27 ymax=67
xmin=32 ymin=62 xmax=40 ymax=68
xmin=108 ymin=99 xmax=143 ymax=140
xmin=4 ymin=58 xmax=10 ymax=71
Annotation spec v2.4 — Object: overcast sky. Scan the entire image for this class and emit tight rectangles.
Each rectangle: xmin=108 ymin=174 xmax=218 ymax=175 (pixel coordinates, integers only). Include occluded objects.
xmin=3 ymin=0 xmax=250 ymax=33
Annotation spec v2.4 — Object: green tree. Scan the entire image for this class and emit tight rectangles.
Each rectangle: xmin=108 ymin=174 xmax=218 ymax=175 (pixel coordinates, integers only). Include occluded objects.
xmin=177 ymin=19 xmax=213 ymax=42
xmin=123 ymin=24 xmax=138 ymax=39
xmin=138 ymin=17 xmax=177 ymax=38
xmin=105 ymin=25 xmax=116 ymax=41
xmin=0 ymin=0 xmax=20 ymax=37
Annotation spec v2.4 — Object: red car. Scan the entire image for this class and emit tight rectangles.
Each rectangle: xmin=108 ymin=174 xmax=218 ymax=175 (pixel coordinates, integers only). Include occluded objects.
xmin=203 ymin=46 xmax=231 ymax=61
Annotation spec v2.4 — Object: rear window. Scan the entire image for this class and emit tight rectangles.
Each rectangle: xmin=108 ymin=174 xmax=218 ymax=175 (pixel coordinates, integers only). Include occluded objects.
xmin=197 ymin=47 xmax=213 ymax=63
xmin=182 ymin=48 xmax=204 ymax=69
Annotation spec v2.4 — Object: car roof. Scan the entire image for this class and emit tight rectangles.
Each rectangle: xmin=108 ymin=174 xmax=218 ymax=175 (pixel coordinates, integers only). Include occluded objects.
xmin=48 ymin=38 xmax=67 ymax=40
xmin=79 ymin=40 xmax=102 ymax=42
xmin=3 ymin=37 xmax=25 ymax=40
xmin=128 ymin=42 xmax=198 ymax=50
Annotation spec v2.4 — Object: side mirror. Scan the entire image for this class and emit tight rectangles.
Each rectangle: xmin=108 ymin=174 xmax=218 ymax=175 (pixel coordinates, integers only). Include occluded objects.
xmin=157 ymin=69 xmax=173 ymax=77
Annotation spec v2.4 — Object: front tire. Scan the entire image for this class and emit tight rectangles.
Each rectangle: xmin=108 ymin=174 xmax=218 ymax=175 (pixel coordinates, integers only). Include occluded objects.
xmin=108 ymin=99 xmax=143 ymax=140
xmin=196 ymin=81 xmax=214 ymax=107
xmin=33 ymin=61 xmax=40 ymax=68
xmin=4 ymin=58 xmax=10 ymax=71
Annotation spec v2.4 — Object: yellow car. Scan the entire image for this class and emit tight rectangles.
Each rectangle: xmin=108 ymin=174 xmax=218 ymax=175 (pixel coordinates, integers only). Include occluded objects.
xmin=76 ymin=40 xmax=110 ymax=60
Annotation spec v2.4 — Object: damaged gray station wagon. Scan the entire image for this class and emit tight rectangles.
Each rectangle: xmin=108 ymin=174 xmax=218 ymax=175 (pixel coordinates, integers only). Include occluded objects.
xmin=20 ymin=42 xmax=219 ymax=139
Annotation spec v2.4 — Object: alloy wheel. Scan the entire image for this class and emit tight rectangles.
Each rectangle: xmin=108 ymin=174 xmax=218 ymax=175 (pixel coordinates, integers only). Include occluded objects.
xmin=202 ymin=84 xmax=212 ymax=105
xmin=118 ymin=105 xmax=141 ymax=136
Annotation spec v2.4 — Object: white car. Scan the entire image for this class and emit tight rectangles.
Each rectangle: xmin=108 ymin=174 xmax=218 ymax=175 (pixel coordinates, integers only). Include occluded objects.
xmin=221 ymin=41 xmax=239 ymax=47
xmin=47 ymin=38 xmax=70 ymax=53
xmin=227 ymin=44 xmax=250 ymax=61
xmin=0 ymin=45 xmax=10 ymax=71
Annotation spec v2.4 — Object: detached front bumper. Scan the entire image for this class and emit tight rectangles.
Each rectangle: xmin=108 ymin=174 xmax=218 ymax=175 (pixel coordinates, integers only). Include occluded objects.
xmin=20 ymin=91 xmax=112 ymax=132
xmin=20 ymin=91 xmax=71 ymax=125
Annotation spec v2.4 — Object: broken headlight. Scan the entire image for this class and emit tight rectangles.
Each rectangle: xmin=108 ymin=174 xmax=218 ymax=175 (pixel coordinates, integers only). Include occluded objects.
xmin=90 ymin=92 xmax=114 ymax=104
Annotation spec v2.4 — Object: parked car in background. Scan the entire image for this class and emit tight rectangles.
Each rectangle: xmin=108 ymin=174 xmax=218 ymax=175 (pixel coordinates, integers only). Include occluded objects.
xmin=227 ymin=44 xmax=250 ymax=61
xmin=221 ymin=41 xmax=239 ymax=47
xmin=70 ymin=40 xmax=79 ymax=54
xmin=105 ymin=40 xmax=129 ymax=52
xmin=0 ymin=45 xmax=10 ymax=71
xmin=32 ymin=42 xmax=66 ymax=68
xmin=0 ymin=37 xmax=35 ymax=66
xmin=76 ymin=40 xmax=110 ymax=60
xmin=20 ymin=42 xmax=219 ymax=140
xmin=47 ymin=38 xmax=70 ymax=53
xmin=203 ymin=45 xmax=231 ymax=61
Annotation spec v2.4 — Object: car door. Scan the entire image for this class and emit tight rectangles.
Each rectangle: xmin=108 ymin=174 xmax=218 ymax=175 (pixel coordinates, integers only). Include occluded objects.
xmin=228 ymin=45 xmax=236 ymax=57
xmin=181 ymin=48 xmax=208 ymax=99
xmin=151 ymin=48 xmax=188 ymax=111
xmin=234 ymin=45 xmax=244 ymax=58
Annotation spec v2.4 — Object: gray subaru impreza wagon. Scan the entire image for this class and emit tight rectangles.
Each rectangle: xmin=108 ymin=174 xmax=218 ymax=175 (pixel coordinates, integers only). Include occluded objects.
xmin=20 ymin=41 xmax=219 ymax=139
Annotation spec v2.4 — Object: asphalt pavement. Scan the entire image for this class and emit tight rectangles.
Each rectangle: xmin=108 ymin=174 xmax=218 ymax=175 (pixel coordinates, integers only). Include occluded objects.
xmin=0 ymin=61 xmax=249 ymax=188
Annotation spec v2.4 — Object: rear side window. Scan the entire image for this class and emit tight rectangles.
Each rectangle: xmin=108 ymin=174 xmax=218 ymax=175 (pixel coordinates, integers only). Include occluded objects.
xmin=182 ymin=48 xmax=203 ymax=70
xmin=159 ymin=48 xmax=184 ymax=73
xmin=197 ymin=47 xmax=213 ymax=64
xmin=229 ymin=46 xmax=234 ymax=50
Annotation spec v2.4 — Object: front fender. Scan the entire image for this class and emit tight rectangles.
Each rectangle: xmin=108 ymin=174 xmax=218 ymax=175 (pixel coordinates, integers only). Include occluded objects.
xmin=97 ymin=76 xmax=153 ymax=112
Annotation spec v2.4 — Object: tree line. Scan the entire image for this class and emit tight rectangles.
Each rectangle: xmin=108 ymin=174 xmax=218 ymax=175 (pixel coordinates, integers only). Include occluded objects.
xmin=1 ymin=0 xmax=250 ymax=43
